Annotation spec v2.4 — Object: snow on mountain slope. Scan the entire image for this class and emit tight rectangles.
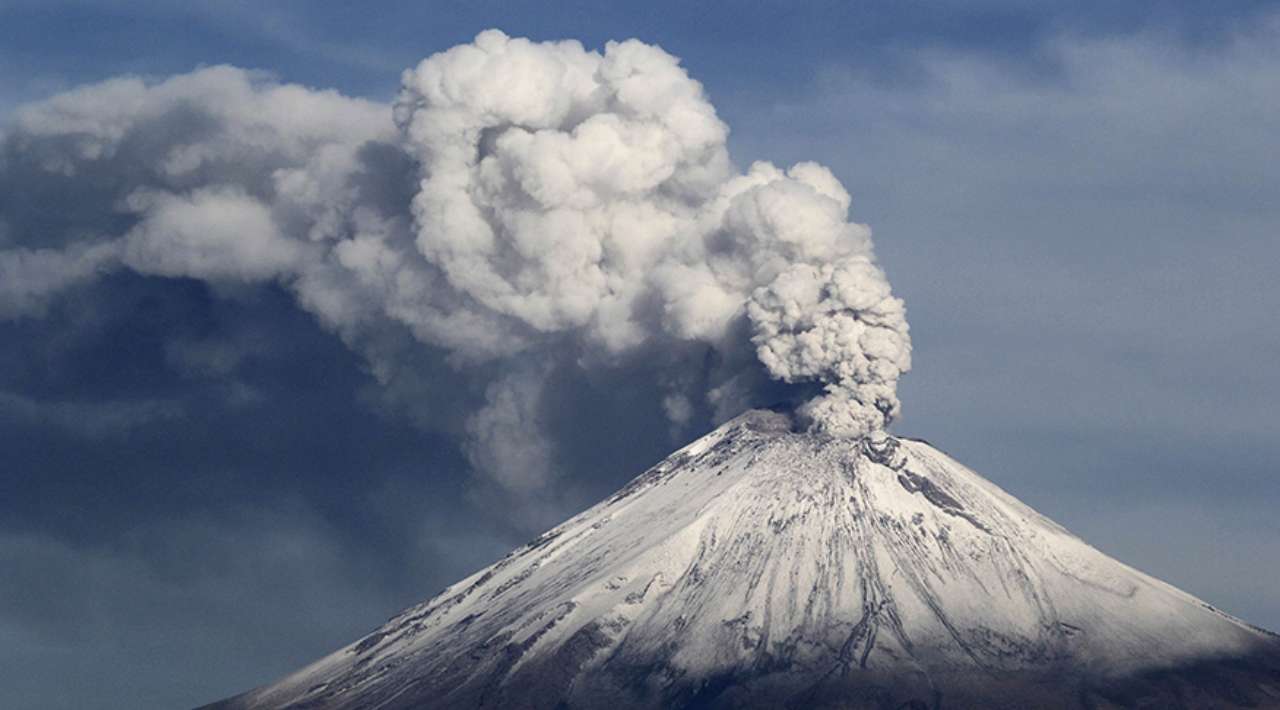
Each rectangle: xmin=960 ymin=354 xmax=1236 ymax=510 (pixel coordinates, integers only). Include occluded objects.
xmin=204 ymin=409 xmax=1280 ymax=709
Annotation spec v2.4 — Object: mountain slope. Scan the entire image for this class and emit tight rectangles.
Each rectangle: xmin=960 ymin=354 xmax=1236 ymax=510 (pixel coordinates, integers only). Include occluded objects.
xmin=204 ymin=410 xmax=1280 ymax=709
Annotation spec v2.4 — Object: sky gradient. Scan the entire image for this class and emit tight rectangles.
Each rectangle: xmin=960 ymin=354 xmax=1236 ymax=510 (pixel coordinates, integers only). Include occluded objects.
xmin=1 ymin=3 xmax=1278 ymax=709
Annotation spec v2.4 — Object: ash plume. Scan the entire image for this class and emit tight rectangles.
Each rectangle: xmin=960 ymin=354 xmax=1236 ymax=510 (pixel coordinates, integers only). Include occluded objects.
xmin=0 ymin=30 xmax=910 ymax=495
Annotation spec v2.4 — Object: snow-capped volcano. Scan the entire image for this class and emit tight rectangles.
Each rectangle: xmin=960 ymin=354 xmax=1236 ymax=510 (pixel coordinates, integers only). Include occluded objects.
xmin=205 ymin=410 xmax=1280 ymax=709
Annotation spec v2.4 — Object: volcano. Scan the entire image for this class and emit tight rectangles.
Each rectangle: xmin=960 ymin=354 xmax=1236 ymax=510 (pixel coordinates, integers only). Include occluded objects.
xmin=204 ymin=410 xmax=1280 ymax=709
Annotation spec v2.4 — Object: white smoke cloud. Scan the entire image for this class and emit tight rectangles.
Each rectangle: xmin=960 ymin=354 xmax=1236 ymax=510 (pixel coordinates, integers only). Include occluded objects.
xmin=392 ymin=30 xmax=911 ymax=436
xmin=122 ymin=187 xmax=306 ymax=281
xmin=464 ymin=366 xmax=555 ymax=495
xmin=0 ymin=30 xmax=911 ymax=494
xmin=394 ymin=31 xmax=732 ymax=353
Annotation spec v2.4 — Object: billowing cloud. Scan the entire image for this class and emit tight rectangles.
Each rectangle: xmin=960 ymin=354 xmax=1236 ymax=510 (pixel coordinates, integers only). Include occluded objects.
xmin=122 ymin=187 xmax=305 ymax=281
xmin=391 ymin=30 xmax=911 ymax=438
xmin=750 ymin=257 xmax=910 ymax=437
xmin=0 ymin=30 xmax=911 ymax=494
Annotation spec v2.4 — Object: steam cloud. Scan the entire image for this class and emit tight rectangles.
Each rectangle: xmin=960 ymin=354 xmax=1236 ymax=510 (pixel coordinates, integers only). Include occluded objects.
xmin=0 ymin=30 xmax=910 ymax=493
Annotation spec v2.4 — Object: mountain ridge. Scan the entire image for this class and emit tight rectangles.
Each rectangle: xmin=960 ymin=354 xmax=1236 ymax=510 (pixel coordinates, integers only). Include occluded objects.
xmin=203 ymin=409 xmax=1280 ymax=709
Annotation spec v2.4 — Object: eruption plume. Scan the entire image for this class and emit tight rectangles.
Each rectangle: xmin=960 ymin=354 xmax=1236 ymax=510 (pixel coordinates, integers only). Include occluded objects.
xmin=392 ymin=30 xmax=911 ymax=436
xmin=0 ymin=30 xmax=911 ymax=492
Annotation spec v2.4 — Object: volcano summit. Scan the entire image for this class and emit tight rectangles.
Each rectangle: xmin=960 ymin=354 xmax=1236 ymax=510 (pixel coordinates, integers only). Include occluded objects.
xmin=205 ymin=410 xmax=1280 ymax=709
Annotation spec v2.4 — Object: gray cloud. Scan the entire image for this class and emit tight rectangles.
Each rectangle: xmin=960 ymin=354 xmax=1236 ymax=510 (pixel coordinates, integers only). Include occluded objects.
xmin=0 ymin=31 xmax=913 ymax=501
xmin=464 ymin=365 xmax=556 ymax=496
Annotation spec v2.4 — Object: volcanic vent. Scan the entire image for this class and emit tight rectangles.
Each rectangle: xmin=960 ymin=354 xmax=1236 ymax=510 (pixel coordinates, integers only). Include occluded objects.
xmin=205 ymin=410 xmax=1280 ymax=709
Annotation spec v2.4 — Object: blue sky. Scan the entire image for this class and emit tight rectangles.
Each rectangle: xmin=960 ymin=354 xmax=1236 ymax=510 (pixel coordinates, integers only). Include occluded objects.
xmin=1 ymin=2 xmax=1278 ymax=709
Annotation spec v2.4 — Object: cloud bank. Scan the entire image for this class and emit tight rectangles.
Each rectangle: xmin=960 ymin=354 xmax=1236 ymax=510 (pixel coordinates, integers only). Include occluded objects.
xmin=0 ymin=30 xmax=909 ymax=492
